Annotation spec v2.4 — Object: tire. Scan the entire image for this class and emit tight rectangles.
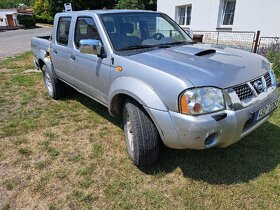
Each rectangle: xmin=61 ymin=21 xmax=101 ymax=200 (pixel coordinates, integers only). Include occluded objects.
xmin=123 ymin=99 xmax=160 ymax=167
xmin=42 ymin=65 xmax=64 ymax=100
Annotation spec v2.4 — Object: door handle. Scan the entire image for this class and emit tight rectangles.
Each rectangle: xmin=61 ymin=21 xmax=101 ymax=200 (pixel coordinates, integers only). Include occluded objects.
xmin=70 ymin=55 xmax=76 ymax=60
xmin=53 ymin=50 xmax=57 ymax=54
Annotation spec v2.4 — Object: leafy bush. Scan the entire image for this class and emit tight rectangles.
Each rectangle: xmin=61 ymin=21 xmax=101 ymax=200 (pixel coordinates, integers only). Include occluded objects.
xmin=33 ymin=0 xmax=57 ymax=24
xmin=17 ymin=14 xmax=36 ymax=27
xmin=115 ymin=0 xmax=145 ymax=9
xmin=115 ymin=0 xmax=156 ymax=10
xmin=265 ymin=51 xmax=280 ymax=79
xmin=0 ymin=0 xmax=34 ymax=9
xmin=34 ymin=14 xmax=53 ymax=24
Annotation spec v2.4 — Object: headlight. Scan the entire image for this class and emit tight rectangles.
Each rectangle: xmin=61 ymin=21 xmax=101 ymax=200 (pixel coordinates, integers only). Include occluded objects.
xmin=269 ymin=70 xmax=277 ymax=87
xmin=179 ymin=87 xmax=225 ymax=115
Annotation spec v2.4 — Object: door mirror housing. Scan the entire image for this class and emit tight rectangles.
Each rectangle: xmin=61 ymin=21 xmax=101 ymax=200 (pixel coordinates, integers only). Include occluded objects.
xmin=79 ymin=39 xmax=105 ymax=58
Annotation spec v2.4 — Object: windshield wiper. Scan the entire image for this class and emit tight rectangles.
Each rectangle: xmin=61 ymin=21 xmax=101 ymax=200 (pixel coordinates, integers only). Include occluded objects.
xmin=118 ymin=45 xmax=156 ymax=51
xmin=118 ymin=41 xmax=195 ymax=51
xmin=153 ymin=41 xmax=196 ymax=48
xmin=168 ymin=41 xmax=196 ymax=45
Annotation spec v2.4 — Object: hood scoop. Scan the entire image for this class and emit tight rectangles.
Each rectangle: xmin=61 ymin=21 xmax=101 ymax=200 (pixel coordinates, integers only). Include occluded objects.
xmin=195 ymin=49 xmax=216 ymax=56
xmin=169 ymin=47 xmax=217 ymax=57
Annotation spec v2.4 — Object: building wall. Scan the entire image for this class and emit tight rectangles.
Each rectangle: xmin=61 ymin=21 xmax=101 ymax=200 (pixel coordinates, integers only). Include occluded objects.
xmin=157 ymin=0 xmax=280 ymax=37
xmin=0 ymin=9 xmax=17 ymax=27
xmin=233 ymin=0 xmax=280 ymax=36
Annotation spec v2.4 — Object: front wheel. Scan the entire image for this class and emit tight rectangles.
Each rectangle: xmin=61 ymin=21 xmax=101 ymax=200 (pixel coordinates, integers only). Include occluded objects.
xmin=123 ymin=99 xmax=160 ymax=167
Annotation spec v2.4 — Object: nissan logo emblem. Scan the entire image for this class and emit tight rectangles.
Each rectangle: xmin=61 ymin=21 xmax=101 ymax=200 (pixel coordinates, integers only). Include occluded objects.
xmin=253 ymin=80 xmax=264 ymax=93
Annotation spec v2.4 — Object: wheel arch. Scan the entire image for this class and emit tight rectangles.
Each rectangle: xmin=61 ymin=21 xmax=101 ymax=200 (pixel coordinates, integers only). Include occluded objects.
xmin=37 ymin=49 xmax=52 ymax=72
xmin=108 ymin=77 xmax=168 ymax=116
xmin=108 ymin=79 xmax=183 ymax=149
xmin=38 ymin=59 xmax=45 ymax=70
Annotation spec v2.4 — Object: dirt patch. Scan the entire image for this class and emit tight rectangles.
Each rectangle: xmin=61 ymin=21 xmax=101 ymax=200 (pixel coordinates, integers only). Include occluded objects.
xmin=22 ymin=69 xmax=41 ymax=74
xmin=0 ymin=68 xmax=13 ymax=73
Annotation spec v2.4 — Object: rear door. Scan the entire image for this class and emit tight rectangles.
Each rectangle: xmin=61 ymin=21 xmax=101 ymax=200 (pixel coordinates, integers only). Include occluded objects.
xmin=51 ymin=16 xmax=73 ymax=82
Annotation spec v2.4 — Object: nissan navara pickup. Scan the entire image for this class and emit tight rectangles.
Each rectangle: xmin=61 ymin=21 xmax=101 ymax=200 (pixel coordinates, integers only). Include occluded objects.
xmin=31 ymin=10 xmax=279 ymax=167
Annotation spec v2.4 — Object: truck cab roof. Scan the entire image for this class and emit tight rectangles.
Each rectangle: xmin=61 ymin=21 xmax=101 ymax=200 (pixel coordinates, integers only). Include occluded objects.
xmin=57 ymin=9 xmax=159 ymax=16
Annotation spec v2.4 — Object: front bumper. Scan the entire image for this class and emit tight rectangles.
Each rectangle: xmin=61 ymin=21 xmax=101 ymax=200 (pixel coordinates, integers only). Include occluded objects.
xmin=148 ymin=88 xmax=279 ymax=149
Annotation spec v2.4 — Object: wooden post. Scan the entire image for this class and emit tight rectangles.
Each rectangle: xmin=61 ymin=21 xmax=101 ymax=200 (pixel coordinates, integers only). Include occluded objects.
xmin=253 ymin=30 xmax=260 ymax=53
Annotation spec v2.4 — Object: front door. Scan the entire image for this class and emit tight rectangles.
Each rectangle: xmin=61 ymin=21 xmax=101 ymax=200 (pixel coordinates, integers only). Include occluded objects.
xmin=68 ymin=16 xmax=111 ymax=104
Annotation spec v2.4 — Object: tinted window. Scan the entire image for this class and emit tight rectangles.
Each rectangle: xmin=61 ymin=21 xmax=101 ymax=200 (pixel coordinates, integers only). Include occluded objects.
xmin=57 ymin=17 xmax=71 ymax=46
xmin=74 ymin=17 xmax=101 ymax=48
xmin=101 ymin=13 xmax=192 ymax=51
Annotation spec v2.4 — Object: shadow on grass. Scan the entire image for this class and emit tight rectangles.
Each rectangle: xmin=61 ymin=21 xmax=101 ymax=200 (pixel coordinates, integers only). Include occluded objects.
xmin=61 ymin=89 xmax=123 ymax=129
xmin=61 ymin=90 xmax=280 ymax=185
xmin=143 ymin=122 xmax=280 ymax=185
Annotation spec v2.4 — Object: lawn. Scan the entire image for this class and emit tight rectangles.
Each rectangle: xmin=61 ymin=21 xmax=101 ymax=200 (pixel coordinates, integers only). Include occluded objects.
xmin=0 ymin=52 xmax=280 ymax=209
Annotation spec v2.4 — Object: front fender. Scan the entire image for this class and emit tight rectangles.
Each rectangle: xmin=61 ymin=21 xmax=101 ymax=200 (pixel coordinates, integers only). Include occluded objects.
xmin=108 ymin=77 xmax=183 ymax=148
xmin=108 ymin=77 xmax=167 ymax=112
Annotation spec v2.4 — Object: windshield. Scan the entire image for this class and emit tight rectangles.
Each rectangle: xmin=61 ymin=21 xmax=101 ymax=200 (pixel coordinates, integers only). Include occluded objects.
xmin=100 ymin=12 xmax=193 ymax=51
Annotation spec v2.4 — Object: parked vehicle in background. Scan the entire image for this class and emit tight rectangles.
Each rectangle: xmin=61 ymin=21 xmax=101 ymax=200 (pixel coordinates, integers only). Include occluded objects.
xmin=31 ymin=10 xmax=279 ymax=167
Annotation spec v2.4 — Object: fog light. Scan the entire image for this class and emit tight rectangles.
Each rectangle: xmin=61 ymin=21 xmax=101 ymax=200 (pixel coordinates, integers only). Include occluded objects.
xmin=204 ymin=133 xmax=218 ymax=147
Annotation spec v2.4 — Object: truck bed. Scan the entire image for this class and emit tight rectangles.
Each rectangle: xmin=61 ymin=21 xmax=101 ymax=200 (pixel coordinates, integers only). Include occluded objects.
xmin=31 ymin=36 xmax=51 ymax=67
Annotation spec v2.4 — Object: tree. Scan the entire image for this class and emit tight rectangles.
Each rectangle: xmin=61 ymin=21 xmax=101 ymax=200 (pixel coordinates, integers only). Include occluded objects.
xmin=71 ymin=0 xmax=117 ymax=10
xmin=143 ymin=0 xmax=157 ymax=11
xmin=0 ymin=0 xmax=34 ymax=9
xmin=33 ymin=0 xmax=60 ymax=23
xmin=115 ymin=0 xmax=156 ymax=10
xmin=115 ymin=0 xmax=144 ymax=10
xmin=33 ymin=0 xmax=117 ymax=23
xmin=33 ymin=0 xmax=157 ymax=24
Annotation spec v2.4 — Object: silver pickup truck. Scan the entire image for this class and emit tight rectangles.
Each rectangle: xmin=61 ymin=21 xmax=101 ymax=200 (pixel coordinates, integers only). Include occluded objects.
xmin=31 ymin=10 xmax=279 ymax=167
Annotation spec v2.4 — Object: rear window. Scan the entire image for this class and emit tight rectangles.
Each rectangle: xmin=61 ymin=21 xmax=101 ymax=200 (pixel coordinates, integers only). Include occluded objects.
xmin=57 ymin=17 xmax=71 ymax=46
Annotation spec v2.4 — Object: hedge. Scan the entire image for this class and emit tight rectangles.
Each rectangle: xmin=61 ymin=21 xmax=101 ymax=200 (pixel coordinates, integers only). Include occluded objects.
xmin=266 ymin=51 xmax=280 ymax=79
xmin=34 ymin=14 xmax=53 ymax=24
xmin=17 ymin=14 xmax=36 ymax=27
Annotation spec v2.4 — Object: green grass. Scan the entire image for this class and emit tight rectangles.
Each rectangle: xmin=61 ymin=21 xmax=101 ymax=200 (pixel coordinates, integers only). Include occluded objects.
xmin=266 ymin=51 xmax=280 ymax=78
xmin=18 ymin=147 xmax=32 ymax=156
xmin=1 ymin=204 xmax=10 ymax=210
xmin=0 ymin=52 xmax=280 ymax=209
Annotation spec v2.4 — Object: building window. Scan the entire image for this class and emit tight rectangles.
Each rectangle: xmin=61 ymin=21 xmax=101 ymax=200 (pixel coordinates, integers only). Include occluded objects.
xmin=222 ymin=0 xmax=236 ymax=25
xmin=176 ymin=5 xmax=192 ymax=26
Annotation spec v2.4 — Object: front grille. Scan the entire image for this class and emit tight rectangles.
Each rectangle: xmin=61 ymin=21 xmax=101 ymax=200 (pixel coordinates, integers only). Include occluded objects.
xmin=264 ymin=72 xmax=272 ymax=88
xmin=231 ymin=72 xmax=272 ymax=101
xmin=232 ymin=84 xmax=254 ymax=101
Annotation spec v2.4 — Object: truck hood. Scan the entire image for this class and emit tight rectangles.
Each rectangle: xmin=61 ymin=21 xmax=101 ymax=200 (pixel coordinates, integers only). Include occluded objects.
xmin=126 ymin=44 xmax=270 ymax=88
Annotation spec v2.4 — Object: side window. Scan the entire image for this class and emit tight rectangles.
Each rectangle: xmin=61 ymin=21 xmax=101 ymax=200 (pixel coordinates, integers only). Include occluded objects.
xmin=74 ymin=17 xmax=101 ymax=48
xmin=57 ymin=17 xmax=71 ymax=46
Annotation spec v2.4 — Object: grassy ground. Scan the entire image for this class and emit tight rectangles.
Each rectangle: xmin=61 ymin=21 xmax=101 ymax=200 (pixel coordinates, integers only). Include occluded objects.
xmin=0 ymin=52 xmax=280 ymax=209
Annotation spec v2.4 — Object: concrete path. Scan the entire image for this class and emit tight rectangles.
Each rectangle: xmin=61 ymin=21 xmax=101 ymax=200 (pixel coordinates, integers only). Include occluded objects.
xmin=0 ymin=27 xmax=53 ymax=60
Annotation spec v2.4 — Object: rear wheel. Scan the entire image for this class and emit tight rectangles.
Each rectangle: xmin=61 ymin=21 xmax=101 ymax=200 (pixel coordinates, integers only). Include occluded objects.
xmin=42 ymin=65 xmax=64 ymax=99
xmin=123 ymin=99 xmax=160 ymax=167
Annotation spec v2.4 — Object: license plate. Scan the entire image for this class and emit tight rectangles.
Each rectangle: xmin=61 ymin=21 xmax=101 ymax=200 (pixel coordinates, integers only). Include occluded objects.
xmin=255 ymin=98 xmax=279 ymax=121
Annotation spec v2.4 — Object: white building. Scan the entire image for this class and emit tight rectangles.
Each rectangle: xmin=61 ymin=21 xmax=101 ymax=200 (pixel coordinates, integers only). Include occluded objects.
xmin=0 ymin=9 xmax=18 ymax=28
xmin=157 ymin=0 xmax=280 ymax=37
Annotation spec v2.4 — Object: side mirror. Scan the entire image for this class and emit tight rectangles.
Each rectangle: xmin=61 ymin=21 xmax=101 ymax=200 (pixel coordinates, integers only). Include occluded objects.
xmin=79 ymin=39 xmax=104 ymax=57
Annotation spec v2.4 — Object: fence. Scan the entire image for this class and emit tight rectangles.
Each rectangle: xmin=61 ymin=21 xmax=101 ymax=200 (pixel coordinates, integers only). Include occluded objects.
xmin=192 ymin=30 xmax=256 ymax=52
xmin=156 ymin=29 xmax=279 ymax=55
xmin=258 ymin=37 xmax=280 ymax=55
